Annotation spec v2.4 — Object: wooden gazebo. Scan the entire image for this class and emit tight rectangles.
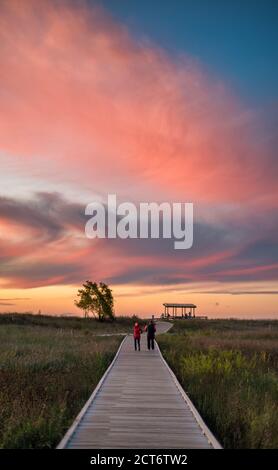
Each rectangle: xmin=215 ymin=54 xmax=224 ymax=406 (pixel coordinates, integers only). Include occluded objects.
xmin=163 ymin=303 xmax=197 ymax=319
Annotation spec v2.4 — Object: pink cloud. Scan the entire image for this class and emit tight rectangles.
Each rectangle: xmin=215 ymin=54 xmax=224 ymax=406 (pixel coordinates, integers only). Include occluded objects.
xmin=0 ymin=192 xmax=278 ymax=289
xmin=0 ymin=0 xmax=277 ymax=205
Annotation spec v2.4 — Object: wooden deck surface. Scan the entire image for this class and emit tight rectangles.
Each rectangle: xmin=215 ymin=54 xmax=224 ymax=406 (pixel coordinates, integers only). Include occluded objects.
xmin=58 ymin=322 xmax=220 ymax=449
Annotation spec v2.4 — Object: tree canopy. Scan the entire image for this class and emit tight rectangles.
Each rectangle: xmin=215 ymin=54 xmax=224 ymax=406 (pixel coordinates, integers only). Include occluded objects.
xmin=75 ymin=281 xmax=115 ymax=321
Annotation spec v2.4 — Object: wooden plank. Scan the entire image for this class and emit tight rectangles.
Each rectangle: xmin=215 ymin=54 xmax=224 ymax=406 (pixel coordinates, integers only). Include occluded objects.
xmin=57 ymin=322 xmax=221 ymax=449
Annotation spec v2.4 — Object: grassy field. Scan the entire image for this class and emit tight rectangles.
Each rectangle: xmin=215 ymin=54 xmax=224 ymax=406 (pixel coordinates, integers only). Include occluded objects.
xmin=158 ymin=319 xmax=278 ymax=449
xmin=2 ymin=314 xmax=277 ymax=449
xmin=0 ymin=313 xmax=137 ymax=449
xmin=0 ymin=312 xmax=139 ymax=333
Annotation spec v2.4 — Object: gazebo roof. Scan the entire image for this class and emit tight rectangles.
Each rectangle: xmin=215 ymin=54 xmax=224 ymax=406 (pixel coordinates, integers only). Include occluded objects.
xmin=163 ymin=303 xmax=197 ymax=308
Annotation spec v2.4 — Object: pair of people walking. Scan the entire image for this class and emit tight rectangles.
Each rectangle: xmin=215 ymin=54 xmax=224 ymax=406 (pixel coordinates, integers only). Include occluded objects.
xmin=133 ymin=320 xmax=156 ymax=351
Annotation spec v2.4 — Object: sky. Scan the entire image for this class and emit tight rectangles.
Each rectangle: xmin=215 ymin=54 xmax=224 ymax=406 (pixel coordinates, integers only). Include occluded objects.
xmin=0 ymin=0 xmax=277 ymax=318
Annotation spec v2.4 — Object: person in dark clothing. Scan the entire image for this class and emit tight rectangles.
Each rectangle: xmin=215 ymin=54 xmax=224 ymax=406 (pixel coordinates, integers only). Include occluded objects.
xmin=133 ymin=322 xmax=142 ymax=351
xmin=147 ymin=320 xmax=156 ymax=350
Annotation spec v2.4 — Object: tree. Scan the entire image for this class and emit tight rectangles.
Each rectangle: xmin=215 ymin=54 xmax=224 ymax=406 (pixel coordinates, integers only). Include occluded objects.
xmin=75 ymin=281 xmax=115 ymax=321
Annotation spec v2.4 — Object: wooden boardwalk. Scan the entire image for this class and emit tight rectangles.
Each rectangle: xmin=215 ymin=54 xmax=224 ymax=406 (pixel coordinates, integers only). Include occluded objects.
xmin=58 ymin=322 xmax=221 ymax=449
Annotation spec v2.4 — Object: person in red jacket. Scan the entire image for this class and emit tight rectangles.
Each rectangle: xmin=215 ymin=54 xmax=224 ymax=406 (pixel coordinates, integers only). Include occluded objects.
xmin=133 ymin=322 xmax=142 ymax=351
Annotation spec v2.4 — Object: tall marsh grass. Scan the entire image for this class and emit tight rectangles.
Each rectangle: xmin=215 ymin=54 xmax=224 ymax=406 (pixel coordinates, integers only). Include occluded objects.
xmin=0 ymin=320 xmax=122 ymax=448
xmin=158 ymin=319 xmax=278 ymax=449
